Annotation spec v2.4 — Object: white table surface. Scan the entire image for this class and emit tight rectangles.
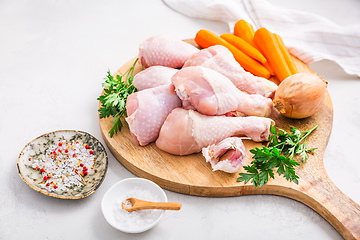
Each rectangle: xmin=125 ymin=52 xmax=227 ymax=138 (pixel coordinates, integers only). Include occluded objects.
xmin=1 ymin=0 xmax=360 ymax=239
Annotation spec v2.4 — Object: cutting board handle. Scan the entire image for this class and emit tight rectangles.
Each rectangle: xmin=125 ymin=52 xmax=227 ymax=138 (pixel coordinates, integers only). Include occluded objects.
xmin=286 ymin=172 xmax=360 ymax=239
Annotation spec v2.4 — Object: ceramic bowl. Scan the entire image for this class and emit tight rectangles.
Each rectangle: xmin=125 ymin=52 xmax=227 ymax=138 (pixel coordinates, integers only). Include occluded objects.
xmin=101 ymin=178 xmax=167 ymax=233
xmin=17 ymin=130 xmax=108 ymax=199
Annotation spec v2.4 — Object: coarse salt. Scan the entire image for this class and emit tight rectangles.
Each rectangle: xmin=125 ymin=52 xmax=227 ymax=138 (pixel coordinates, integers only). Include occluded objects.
xmin=112 ymin=187 xmax=163 ymax=230
xmin=122 ymin=200 xmax=133 ymax=209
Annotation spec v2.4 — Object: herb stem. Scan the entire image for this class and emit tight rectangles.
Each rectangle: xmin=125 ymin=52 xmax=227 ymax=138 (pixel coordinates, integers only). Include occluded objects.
xmin=298 ymin=125 xmax=318 ymax=144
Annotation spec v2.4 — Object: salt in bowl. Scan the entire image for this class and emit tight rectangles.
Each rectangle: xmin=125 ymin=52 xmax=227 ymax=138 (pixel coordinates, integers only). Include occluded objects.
xmin=101 ymin=178 xmax=167 ymax=233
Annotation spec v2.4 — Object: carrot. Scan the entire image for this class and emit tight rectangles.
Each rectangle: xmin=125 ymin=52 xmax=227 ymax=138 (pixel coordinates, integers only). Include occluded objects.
xmin=220 ymin=33 xmax=267 ymax=63
xmin=195 ymin=29 xmax=270 ymax=79
xmin=253 ymin=27 xmax=292 ymax=82
xmin=262 ymin=60 xmax=275 ymax=76
xmin=233 ymin=19 xmax=256 ymax=47
xmin=233 ymin=20 xmax=275 ymax=75
xmin=273 ymin=33 xmax=298 ymax=75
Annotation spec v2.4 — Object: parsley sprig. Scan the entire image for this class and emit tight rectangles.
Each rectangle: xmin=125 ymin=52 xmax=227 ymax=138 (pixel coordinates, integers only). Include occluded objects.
xmin=237 ymin=125 xmax=318 ymax=187
xmin=97 ymin=59 xmax=138 ymax=137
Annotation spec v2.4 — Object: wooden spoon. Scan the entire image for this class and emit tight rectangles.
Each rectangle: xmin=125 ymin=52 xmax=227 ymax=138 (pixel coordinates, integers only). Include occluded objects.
xmin=122 ymin=198 xmax=182 ymax=212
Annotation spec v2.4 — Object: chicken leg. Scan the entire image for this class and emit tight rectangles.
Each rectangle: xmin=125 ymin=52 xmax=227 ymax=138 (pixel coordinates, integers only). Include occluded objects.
xmin=171 ymin=66 xmax=273 ymax=117
xmin=138 ymin=35 xmax=200 ymax=68
xmin=126 ymin=84 xmax=182 ymax=146
xmin=133 ymin=66 xmax=178 ymax=91
xmin=156 ymin=108 xmax=274 ymax=155
xmin=183 ymin=45 xmax=277 ymax=98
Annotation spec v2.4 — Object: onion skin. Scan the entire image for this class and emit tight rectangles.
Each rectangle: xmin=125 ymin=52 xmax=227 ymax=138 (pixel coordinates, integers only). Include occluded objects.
xmin=273 ymin=73 xmax=327 ymax=119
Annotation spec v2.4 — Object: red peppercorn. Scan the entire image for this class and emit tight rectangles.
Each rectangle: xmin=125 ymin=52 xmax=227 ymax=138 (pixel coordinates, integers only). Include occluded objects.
xmin=85 ymin=145 xmax=90 ymax=149
xmin=83 ymin=166 xmax=88 ymax=171
xmin=73 ymin=153 xmax=77 ymax=158
xmin=40 ymin=168 xmax=45 ymax=173
xmin=44 ymin=176 xmax=48 ymax=180
xmin=89 ymin=150 xmax=94 ymax=155
xmin=80 ymin=163 xmax=84 ymax=167
xmin=83 ymin=171 xmax=88 ymax=176
xmin=94 ymin=169 xmax=98 ymax=173
xmin=65 ymin=149 xmax=68 ymax=153
xmin=46 ymin=183 xmax=50 ymax=187
xmin=58 ymin=142 xmax=63 ymax=146
xmin=54 ymin=185 xmax=58 ymax=189
xmin=28 ymin=158 xmax=31 ymax=161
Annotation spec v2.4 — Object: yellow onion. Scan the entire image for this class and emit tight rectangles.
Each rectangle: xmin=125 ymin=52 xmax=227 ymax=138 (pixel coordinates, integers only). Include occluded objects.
xmin=273 ymin=73 xmax=327 ymax=119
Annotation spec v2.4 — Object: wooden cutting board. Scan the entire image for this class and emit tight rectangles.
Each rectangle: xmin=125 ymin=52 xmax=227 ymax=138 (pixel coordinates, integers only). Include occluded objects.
xmin=99 ymin=40 xmax=360 ymax=239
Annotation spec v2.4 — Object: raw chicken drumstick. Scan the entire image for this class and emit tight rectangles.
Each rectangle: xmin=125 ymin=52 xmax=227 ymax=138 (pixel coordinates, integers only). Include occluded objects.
xmin=156 ymin=108 xmax=274 ymax=155
xmin=133 ymin=66 xmax=178 ymax=91
xmin=183 ymin=45 xmax=277 ymax=98
xmin=171 ymin=66 xmax=273 ymax=117
xmin=138 ymin=35 xmax=200 ymax=69
xmin=125 ymin=84 xmax=182 ymax=146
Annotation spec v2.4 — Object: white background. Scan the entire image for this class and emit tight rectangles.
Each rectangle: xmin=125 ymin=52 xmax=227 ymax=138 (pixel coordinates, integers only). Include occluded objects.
xmin=1 ymin=0 xmax=359 ymax=239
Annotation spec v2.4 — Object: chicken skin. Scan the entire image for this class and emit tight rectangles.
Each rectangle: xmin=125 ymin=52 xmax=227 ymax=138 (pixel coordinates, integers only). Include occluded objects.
xmin=138 ymin=35 xmax=200 ymax=68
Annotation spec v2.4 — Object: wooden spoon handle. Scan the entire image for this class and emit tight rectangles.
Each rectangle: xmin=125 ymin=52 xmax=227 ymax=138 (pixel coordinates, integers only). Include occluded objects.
xmin=136 ymin=201 xmax=182 ymax=211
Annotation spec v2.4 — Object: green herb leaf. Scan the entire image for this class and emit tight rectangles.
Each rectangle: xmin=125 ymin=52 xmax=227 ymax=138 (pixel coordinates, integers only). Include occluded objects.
xmin=238 ymin=125 xmax=317 ymax=187
xmin=97 ymin=58 xmax=139 ymax=137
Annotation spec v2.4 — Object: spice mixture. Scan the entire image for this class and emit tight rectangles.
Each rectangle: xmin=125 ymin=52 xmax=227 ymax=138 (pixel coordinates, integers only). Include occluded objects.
xmin=31 ymin=140 xmax=95 ymax=192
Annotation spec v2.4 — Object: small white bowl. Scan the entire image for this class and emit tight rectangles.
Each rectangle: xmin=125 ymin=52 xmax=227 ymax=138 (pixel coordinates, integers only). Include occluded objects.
xmin=101 ymin=178 xmax=167 ymax=233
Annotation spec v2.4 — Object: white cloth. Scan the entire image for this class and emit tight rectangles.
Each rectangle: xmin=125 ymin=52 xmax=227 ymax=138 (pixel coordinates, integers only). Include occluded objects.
xmin=163 ymin=0 xmax=360 ymax=77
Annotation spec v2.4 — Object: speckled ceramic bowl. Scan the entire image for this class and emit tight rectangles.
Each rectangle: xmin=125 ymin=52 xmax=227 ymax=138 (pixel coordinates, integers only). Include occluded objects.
xmin=17 ymin=130 xmax=108 ymax=199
